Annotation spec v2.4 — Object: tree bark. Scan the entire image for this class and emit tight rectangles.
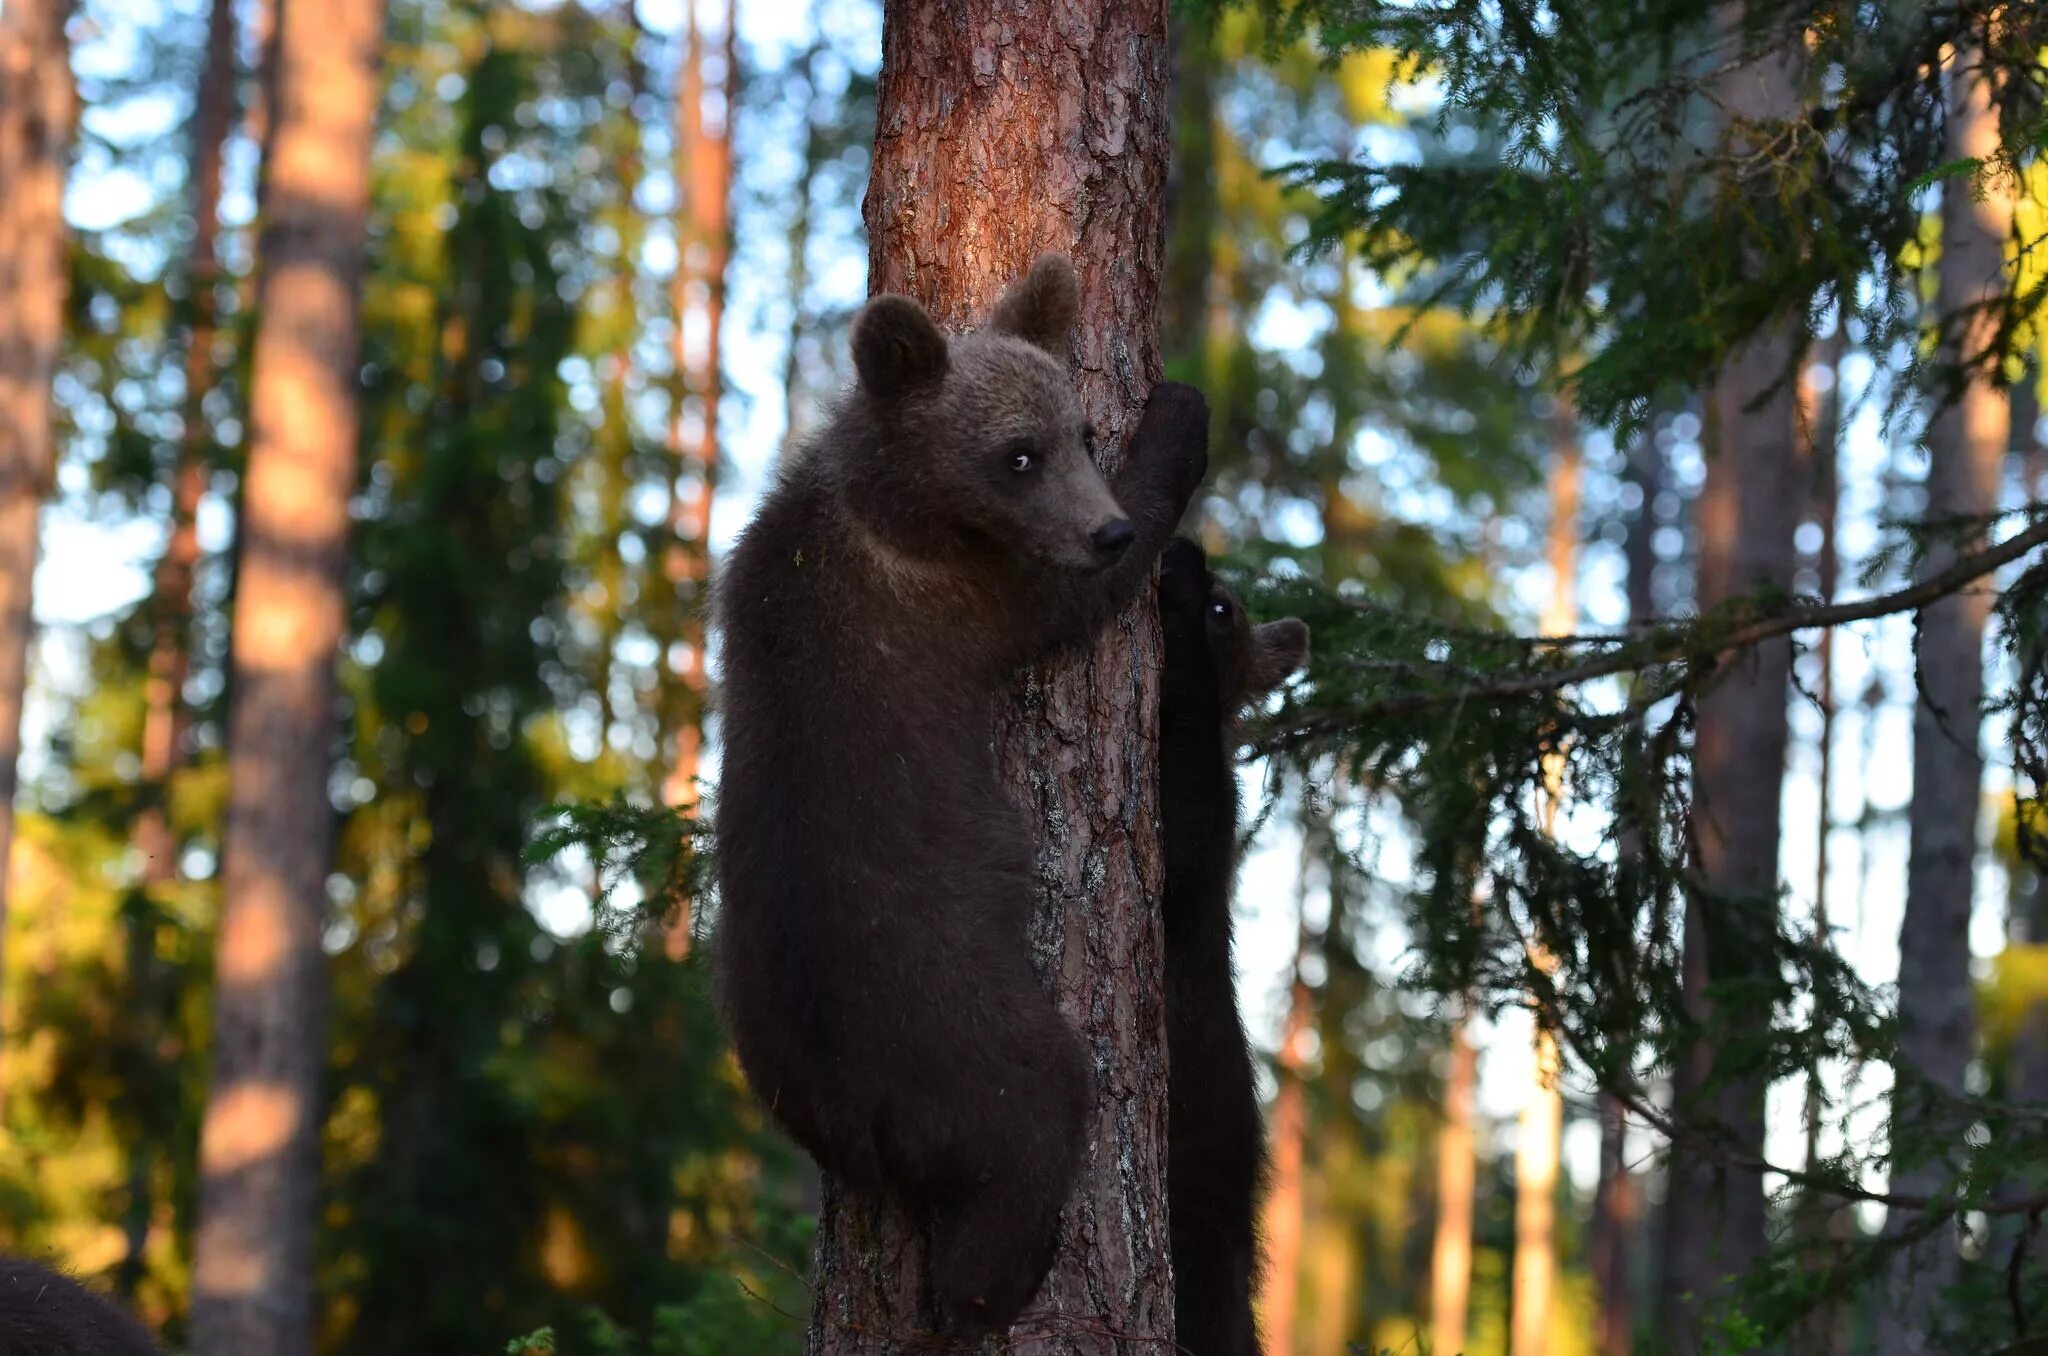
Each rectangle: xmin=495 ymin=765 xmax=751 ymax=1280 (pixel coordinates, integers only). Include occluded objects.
xmin=1589 ymin=1096 xmax=1637 ymax=1356
xmin=660 ymin=0 xmax=736 ymax=893
xmin=0 ymin=0 xmax=76 ymax=1042
xmin=1513 ymin=405 xmax=1581 ymax=1356
xmin=1877 ymin=39 xmax=2011 ymax=1356
xmin=1261 ymin=878 xmax=1317 ymax=1356
xmin=188 ymin=0 xmax=382 ymax=1348
xmin=1660 ymin=22 xmax=1806 ymax=1348
xmin=1430 ymin=1020 xmax=1478 ymax=1356
xmin=117 ymin=0 xmax=241 ymax=1292
xmin=807 ymin=3 xmax=1176 ymax=1348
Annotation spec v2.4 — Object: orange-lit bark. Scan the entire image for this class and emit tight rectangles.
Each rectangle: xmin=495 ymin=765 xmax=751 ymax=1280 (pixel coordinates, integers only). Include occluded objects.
xmin=1512 ymin=404 xmax=1581 ymax=1356
xmin=1262 ymin=930 xmax=1315 ymax=1355
xmin=1431 ymin=1021 xmax=1479 ymax=1356
xmin=806 ymin=1 xmax=1177 ymax=1345
xmin=189 ymin=0 xmax=381 ymax=1347
xmin=660 ymin=0 xmax=736 ymax=959
xmin=1660 ymin=19 xmax=1805 ymax=1346
xmin=0 ymin=0 xmax=76 ymax=1033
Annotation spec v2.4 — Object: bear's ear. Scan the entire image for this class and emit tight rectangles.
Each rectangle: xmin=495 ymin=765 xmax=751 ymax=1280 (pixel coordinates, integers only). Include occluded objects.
xmin=988 ymin=252 xmax=1080 ymax=358
xmin=852 ymin=294 xmax=949 ymax=401
xmin=1248 ymin=618 xmax=1310 ymax=697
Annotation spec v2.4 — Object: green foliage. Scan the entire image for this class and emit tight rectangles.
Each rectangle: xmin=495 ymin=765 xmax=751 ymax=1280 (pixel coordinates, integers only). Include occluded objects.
xmin=1243 ymin=0 xmax=2048 ymax=427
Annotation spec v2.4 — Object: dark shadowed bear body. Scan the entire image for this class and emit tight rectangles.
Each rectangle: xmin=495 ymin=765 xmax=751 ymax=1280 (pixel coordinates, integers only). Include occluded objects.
xmin=1158 ymin=538 xmax=1309 ymax=1356
xmin=712 ymin=255 xmax=1209 ymax=1336
xmin=0 ymin=1258 xmax=162 ymax=1356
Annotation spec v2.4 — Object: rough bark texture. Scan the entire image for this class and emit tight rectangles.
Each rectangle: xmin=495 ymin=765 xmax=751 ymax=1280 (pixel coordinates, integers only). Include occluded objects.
xmin=660 ymin=0 xmax=736 ymax=858
xmin=1429 ymin=1021 xmax=1478 ymax=1356
xmin=1513 ymin=416 xmax=1581 ymax=1356
xmin=188 ymin=0 xmax=381 ymax=1349
xmin=1660 ymin=27 xmax=1806 ymax=1347
xmin=0 ymin=0 xmax=76 ymax=1027
xmin=807 ymin=3 xmax=1175 ymax=1349
xmin=1877 ymin=43 xmax=2010 ymax=1356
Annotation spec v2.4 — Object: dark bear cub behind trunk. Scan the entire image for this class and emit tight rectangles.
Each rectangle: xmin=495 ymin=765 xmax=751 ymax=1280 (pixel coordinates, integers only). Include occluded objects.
xmin=1158 ymin=538 xmax=1309 ymax=1356
xmin=713 ymin=255 xmax=1209 ymax=1337
xmin=0 ymin=1257 xmax=163 ymax=1355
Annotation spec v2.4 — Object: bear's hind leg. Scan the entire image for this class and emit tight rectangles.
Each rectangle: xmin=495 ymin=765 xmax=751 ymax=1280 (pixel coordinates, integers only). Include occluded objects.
xmin=889 ymin=1016 xmax=1088 ymax=1337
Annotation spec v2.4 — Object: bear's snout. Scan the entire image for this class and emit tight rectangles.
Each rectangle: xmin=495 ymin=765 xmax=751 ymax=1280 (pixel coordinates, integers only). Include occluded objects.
xmin=1089 ymin=518 xmax=1136 ymax=562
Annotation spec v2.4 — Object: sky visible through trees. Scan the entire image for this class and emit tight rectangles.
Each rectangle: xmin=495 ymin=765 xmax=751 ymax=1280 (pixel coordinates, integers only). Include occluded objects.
xmin=4 ymin=0 xmax=2047 ymax=1351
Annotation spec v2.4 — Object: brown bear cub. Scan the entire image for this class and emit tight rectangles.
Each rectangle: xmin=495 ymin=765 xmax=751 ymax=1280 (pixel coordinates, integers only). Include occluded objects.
xmin=712 ymin=254 xmax=1210 ymax=1336
xmin=1158 ymin=538 xmax=1309 ymax=1356
xmin=0 ymin=1257 xmax=163 ymax=1355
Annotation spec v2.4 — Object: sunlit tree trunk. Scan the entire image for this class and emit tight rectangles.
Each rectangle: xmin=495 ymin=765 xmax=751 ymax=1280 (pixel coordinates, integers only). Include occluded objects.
xmin=660 ymin=0 xmax=736 ymax=915
xmin=117 ymin=0 xmax=241 ymax=1292
xmin=1431 ymin=1019 xmax=1479 ymax=1356
xmin=0 ymin=0 xmax=76 ymax=1051
xmin=1792 ymin=324 xmax=1854 ymax=1356
xmin=1661 ymin=21 xmax=1806 ymax=1347
xmin=806 ymin=1 xmax=1176 ymax=1346
xmin=189 ymin=0 xmax=382 ymax=1347
xmin=1594 ymin=415 xmax=1670 ymax=1356
xmin=1589 ymin=1096 xmax=1637 ymax=1356
xmin=1513 ymin=403 xmax=1581 ymax=1356
xmin=1262 ymin=873 xmax=1317 ymax=1356
xmin=779 ymin=13 xmax=827 ymax=450
xmin=1878 ymin=40 xmax=2011 ymax=1356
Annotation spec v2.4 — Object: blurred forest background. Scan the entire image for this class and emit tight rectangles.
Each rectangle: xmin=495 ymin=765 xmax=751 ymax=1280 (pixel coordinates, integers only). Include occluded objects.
xmin=2 ymin=0 xmax=2047 ymax=1352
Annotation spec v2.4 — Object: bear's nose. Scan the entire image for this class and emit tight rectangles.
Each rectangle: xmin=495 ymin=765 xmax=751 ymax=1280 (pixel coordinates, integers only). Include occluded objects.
xmin=1091 ymin=518 xmax=1135 ymax=558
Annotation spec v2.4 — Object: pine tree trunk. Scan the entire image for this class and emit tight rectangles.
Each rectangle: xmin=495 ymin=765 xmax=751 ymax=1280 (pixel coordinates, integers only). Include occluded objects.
xmin=779 ymin=16 xmax=828 ymax=450
xmin=1660 ymin=24 xmax=1806 ymax=1347
xmin=188 ymin=0 xmax=381 ymax=1348
xmin=1513 ymin=409 xmax=1581 ymax=1356
xmin=1877 ymin=42 xmax=2010 ymax=1356
xmin=0 ymin=0 xmax=76 ymax=1043
xmin=1431 ymin=1021 xmax=1478 ymax=1356
xmin=807 ymin=3 xmax=1176 ymax=1348
xmin=1261 ymin=901 xmax=1316 ymax=1356
xmin=116 ymin=0 xmax=240 ymax=1291
xmin=1162 ymin=2 xmax=1216 ymax=385
xmin=1589 ymin=1095 xmax=1637 ymax=1356
xmin=661 ymin=0 xmax=736 ymax=896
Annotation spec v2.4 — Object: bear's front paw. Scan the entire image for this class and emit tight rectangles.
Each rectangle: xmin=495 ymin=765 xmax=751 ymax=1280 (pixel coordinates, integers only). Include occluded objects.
xmin=1135 ymin=381 xmax=1210 ymax=491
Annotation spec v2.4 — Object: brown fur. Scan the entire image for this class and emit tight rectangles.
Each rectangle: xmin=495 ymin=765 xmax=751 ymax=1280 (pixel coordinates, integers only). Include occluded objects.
xmin=0 ymin=1258 xmax=162 ymax=1356
xmin=1157 ymin=538 xmax=1308 ymax=1356
xmin=712 ymin=255 xmax=1209 ymax=1336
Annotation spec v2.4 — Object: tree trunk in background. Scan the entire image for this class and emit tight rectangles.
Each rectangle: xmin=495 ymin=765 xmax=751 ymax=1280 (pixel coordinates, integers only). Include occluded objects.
xmin=1791 ymin=324 xmax=1854 ymax=1356
xmin=1660 ymin=26 xmax=1805 ymax=1349
xmin=807 ymin=2 xmax=1176 ymax=1347
xmin=189 ymin=0 xmax=381 ymax=1347
xmin=779 ymin=15 xmax=827 ymax=451
xmin=1594 ymin=418 xmax=1666 ymax=1356
xmin=1431 ymin=1020 xmax=1479 ymax=1356
xmin=1878 ymin=43 xmax=2011 ymax=1356
xmin=1262 ymin=867 xmax=1318 ymax=1356
xmin=2013 ymin=370 xmax=2048 ymax=1107
xmin=118 ymin=0 xmax=240 ymax=1292
xmin=1163 ymin=2 xmax=1216 ymax=387
xmin=660 ymin=0 xmax=736 ymax=911
xmin=0 ymin=0 xmax=76 ymax=1053
xmin=1513 ymin=405 xmax=1581 ymax=1356
xmin=1589 ymin=1096 xmax=1637 ymax=1356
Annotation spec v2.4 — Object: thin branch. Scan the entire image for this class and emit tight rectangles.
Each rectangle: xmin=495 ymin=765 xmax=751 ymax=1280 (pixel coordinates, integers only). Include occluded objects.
xmin=1281 ymin=512 xmax=2048 ymax=732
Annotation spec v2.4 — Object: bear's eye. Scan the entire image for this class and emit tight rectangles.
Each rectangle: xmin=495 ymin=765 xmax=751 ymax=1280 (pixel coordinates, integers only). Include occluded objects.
xmin=1209 ymin=601 xmax=1230 ymax=619
xmin=1005 ymin=441 xmax=1035 ymax=474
